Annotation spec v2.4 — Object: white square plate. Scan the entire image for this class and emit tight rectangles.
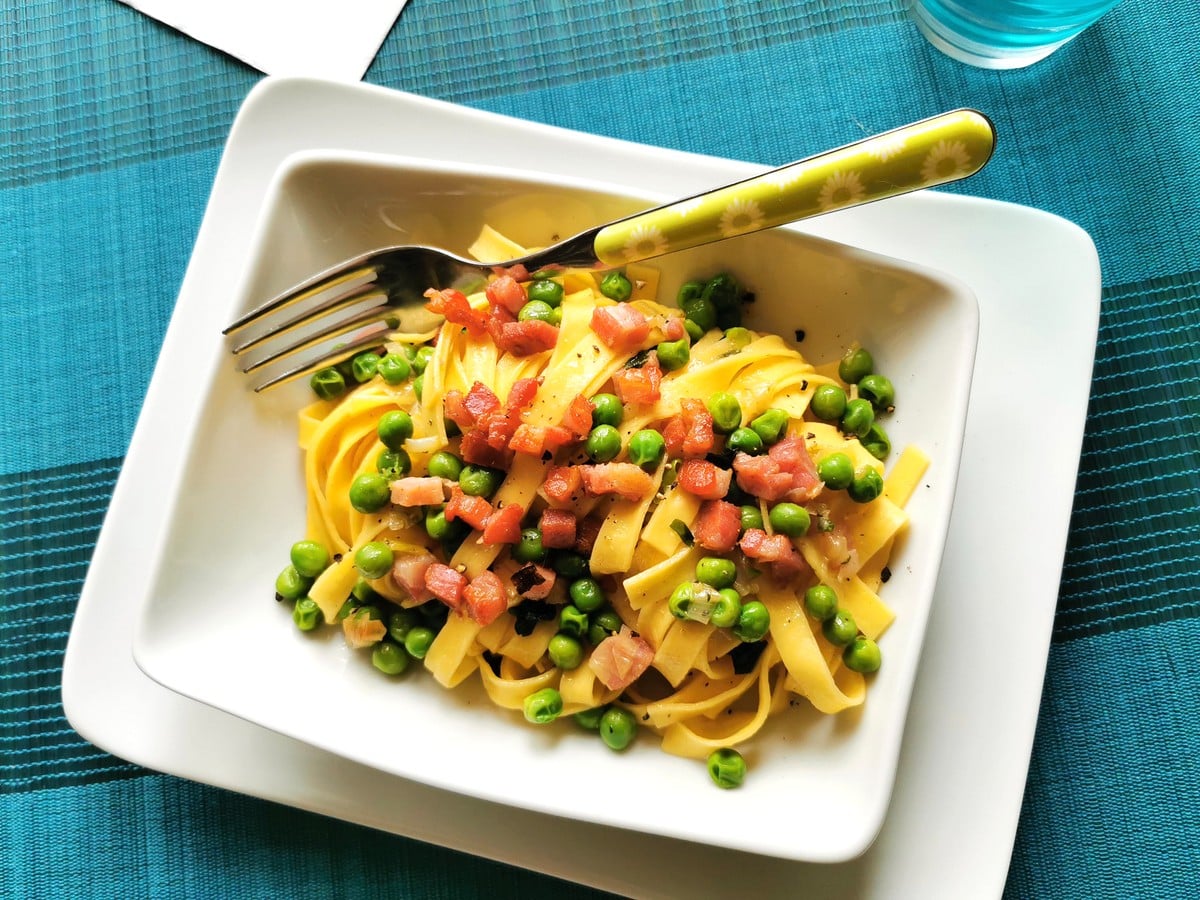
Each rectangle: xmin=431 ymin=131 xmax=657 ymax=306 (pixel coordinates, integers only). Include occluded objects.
xmin=64 ymin=77 xmax=1099 ymax=897
xmin=131 ymin=146 xmax=977 ymax=863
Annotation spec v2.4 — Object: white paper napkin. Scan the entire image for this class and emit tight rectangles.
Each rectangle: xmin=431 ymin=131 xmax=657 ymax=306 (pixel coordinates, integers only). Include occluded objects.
xmin=119 ymin=0 xmax=409 ymax=81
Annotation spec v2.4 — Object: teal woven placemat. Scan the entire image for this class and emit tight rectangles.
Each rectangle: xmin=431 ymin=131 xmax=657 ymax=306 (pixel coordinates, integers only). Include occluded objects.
xmin=3 ymin=0 xmax=1199 ymax=896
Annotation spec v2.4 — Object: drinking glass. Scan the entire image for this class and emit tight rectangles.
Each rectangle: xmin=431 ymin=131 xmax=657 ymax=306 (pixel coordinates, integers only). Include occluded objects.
xmin=910 ymin=0 xmax=1125 ymax=68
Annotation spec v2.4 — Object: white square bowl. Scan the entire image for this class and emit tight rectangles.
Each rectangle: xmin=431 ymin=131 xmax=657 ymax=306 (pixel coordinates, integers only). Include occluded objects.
xmin=132 ymin=148 xmax=978 ymax=863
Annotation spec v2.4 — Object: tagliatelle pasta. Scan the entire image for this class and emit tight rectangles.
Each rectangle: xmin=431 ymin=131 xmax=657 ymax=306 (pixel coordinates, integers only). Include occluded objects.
xmin=279 ymin=229 xmax=927 ymax=780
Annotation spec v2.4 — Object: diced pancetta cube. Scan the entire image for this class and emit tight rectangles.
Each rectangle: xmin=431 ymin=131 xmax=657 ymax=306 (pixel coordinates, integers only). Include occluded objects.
xmin=485 ymin=275 xmax=528 ymax=315
xmin=590 ymin=304 xmax=651 ymax=353
xmin=482 ymin=503 xmax=524 ymax=545
xmin=692 ymin=500 xmax=742 ymax=553
xmin=676 ymin=459 xmax=732 ymax=500
xmin=424 ymin=288 xmax=487 ymax=336
xmin=579 ymin=463 xmax=656 ymax=501
xmin=390 ymin=549 xmax=437 ymax=603
xmin=539 ymin=508 xmax=578 ymax=549
xmin=424 ymin=563 xmax=468 ymax=608
xmin=542 ymin=465 xmax=584 ymax=505
xmin=589 ymin=626 xmax=654 ymax=691
xmin=389 ymin=477 xmax=447 ymax=507
xmin=463 ymin=570 xmax=508 ymax=626
xmin=611 ymin=352 xmax=663 ymax=405
xmin=444 ymin=486 xmax=494 ymax=531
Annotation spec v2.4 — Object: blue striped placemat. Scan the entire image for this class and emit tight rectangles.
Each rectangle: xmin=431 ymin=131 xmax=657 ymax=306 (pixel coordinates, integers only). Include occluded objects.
xmin=2 ymin=0 xmax=1198 ymax=896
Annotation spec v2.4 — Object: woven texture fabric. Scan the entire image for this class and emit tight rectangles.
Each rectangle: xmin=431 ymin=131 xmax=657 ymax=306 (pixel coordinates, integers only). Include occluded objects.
xmin=2 ymin=0 xmax=1199 ymax=896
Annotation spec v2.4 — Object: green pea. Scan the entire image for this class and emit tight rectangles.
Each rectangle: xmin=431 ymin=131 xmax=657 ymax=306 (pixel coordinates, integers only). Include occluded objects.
xmin=586 ymin=425 xmax=622 ymax=463
xmin=677 ymin=280 xmax=704 ymax=307
xmin=425 ymin=507 xmax=454 ymax=541
xmin=377 ymin=410 xmax=414 ymax=450
xmin=733 ymin=600 xmax=770 ymax=642
xmin=684 ymin=319 xmax=705 ymax=343
xmin=411 ymin=345 xmax=435 ymax=374
xmin=817 ymin=452 xmax=854 ymax=490
xmin=354 ymin=541 xmax=393 ymax=580
xmin=552 ymin=551 xmax=589 ymax=579
xmin=574 ymin=706 xmax=607 ymax=730
xmin=569 ymin=578 xmax=606 ymax=613
xmin=372 ymin=640 xmax=411 ymax=676
xmin=841 ymin=398 xmax=874 ymax=438
xmin=707 ymin=748 xmax=747 ymax=789
xmin=823 ymin=609 xmax=858 ymax=647
xmin=377 ymin=353 xmax=411 ymax=385
xmin=518 ymin=299 xmax=557 ymax=323
xmin=696 ymin=557 xmax=738 ymax=589
xmin=803 ymin=584 xmax=839 ymax=621
xmin=548 ymin=633 xmax=584 ymax=669
xmin=599 ymin=706 xmax=637 ymax=750
xmin=727 ymin=427 xmax=764 ymax=455
xmin=810 ymin=384 xmax=847 ymax=421
xmin=710 ymin=588 xmax=743 ymax=628
xmin=289 ymin=540 xmax=330 ymax=578
xmin=376 ymin=448 xmax=411 ymax=480
xmin=292 ymin=597 xmax=321 ymax=632
xmin=510 ymin=528 xmax=545 ymax=564
xmin=590 ymin=393 xmax=624 ymax=428
xmin=350 ymin=352 xmax=380 ymax=383
xmin=412 ymin=373 xmax=425 ymax=401
xmin=588 ymin=609 xmax=622 ymax=645
xmin=628 ymin=429 xmax=666 ymax=470
xmin=388 ymin=609 xmax=421 ymax=642
xmin=739 ymin=505 xmax=764 ymax=532
xmin=352 ymin=578 xmax=380 ymax=604
xmin=838 ymin=347 xmax=874 ymax=384
xmin=527 ymin=279 xmax=564 ymax=307
xmin=523 ymin=687 xmax=564 ymax=724
xmin=848 ymin=468 xmax=885 ymax=504
xmin=862 ymin=423 xmax=891 ymax=462
xmin=706 ymin=392 xmax=742 ymax=434
xmin=858 ymin=374 xmax=895 ymax=410
xmin=334 ymin=598 xmax=356 ymax=623
xmin=682 ymin=295 xmax=718 ymax=332
xmin=599 ymin=271 xmax=633 ymax=302
xmin=349 ymin=473 xmax=390 ymax=513
xmin=768 ymin=502 xmax=810 ymax=537
xmin=749 ymin=408 xmax=789 ymax=445
xmin=427 ymin=450 xmax=463 ymax=481
xmin=559 ymin=604 xmax=590 ymax=638
xmin=656 ymin=338 xmax=690 ymax=372
xmin=844 ymin=636 xmax=882 ymax=673
xmin=668 ymin=582 xmax=697 ymax=620
xmin=702 ymin=273 xmax=740 ymax=313
xmin=404 ymin=625 xmax=436 ymax=659
xmin=309 ymin=367 xmax=346 ymax=400
xmin=723 ymin=326 xmax=753 ymax=349
xmin=459 ymin=465 xmax=504 ymax=498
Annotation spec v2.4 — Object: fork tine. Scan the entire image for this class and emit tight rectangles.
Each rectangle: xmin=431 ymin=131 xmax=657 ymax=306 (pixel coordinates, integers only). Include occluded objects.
xmin=223 ymin=263 xmax=383 ymax=341
xmin=230 ymin=284 xmax=387 ymax=356
xmin=249 ymin=323 xmax=393 ymax=393
xmin=239 ymin=302 xmax=401 ymax=376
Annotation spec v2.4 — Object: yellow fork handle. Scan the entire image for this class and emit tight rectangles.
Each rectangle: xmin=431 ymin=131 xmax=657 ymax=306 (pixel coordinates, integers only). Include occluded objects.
xmin=592 ymin=108 xmax=996 ymax=267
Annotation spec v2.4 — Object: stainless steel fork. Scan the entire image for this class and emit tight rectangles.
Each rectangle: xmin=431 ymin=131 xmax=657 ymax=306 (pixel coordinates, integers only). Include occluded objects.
xmin=224 ymin=109 xmax=995 ymax=391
